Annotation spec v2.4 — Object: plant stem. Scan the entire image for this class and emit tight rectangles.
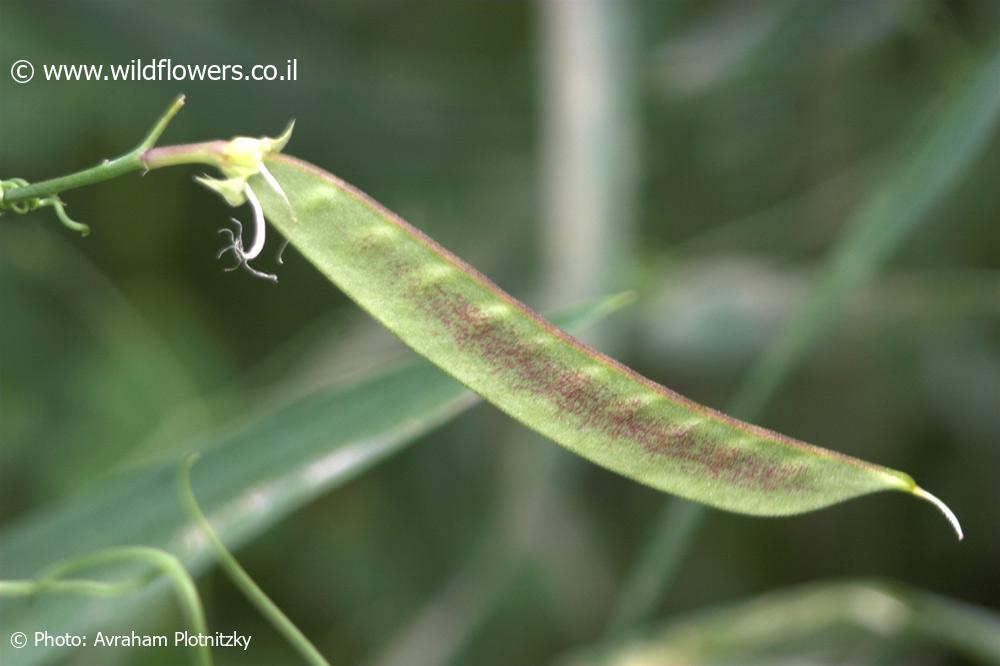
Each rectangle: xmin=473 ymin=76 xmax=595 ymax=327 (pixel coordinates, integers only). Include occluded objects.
xmin=1 ymin=95 xmax=221 ymax=207
xmin=2 ymin=152 xmax=142 ymax=204
xmin=179 ymin=455 xmax=331 ymax=666
xmin=540 ymin=0 xmax=639 ymax=309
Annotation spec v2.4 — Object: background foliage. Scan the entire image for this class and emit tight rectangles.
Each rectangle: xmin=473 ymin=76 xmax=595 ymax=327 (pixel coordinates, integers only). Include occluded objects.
xmin=1 ymin=1 xmax=999 ymax=665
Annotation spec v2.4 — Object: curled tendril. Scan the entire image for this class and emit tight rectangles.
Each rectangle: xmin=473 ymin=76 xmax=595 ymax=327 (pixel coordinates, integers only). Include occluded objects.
xmin=0 ymin=178 xmax=33 ymax=214
xmin=0 ymin=178 xmax=90 ymax=236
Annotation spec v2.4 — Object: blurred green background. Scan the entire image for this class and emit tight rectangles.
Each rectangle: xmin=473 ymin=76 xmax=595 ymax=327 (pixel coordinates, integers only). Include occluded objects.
xmin=1 ymin=1 xmax=999 ymax=665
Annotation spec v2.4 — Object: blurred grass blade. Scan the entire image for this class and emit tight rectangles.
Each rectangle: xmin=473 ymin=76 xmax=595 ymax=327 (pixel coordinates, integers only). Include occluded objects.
xmin=570 ymin=581 xmax=1000 ymax=666
xmin=0 ymin=297 xmax=621 ymax=666
xmin=730 ymin=44 xmax=1000 ymax=421
xmin=608 ymin=41 xmax=1000 ymax=634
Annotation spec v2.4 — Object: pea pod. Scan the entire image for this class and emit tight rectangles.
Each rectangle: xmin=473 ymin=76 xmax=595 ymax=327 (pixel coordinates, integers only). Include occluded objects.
xmin=253 ymin=155 xmax=962 ymax=538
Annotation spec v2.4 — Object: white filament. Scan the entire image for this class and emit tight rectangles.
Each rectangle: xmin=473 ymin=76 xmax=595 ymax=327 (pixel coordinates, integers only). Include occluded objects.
xmin=242 ymin=184 xmax=266 ymax=259
xmin=258 ymin=163 xmax=298 ymax=225
xmin=914 ymin=487 xmax=964 ymax=541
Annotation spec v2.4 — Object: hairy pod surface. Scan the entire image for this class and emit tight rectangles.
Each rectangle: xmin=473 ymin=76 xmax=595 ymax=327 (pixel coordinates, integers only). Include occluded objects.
xmin=254 ymin=155 xmax=959 ymax=533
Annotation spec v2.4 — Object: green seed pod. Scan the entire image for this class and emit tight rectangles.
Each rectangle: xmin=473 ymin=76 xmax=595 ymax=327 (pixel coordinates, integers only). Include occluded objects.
xmin=252 ymin=155 xmax=962 ymax=539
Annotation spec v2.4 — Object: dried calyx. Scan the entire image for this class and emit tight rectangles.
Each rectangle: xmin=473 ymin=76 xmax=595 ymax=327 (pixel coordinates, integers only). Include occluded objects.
xmin=195 ymin=123 xmax=297 ymax=283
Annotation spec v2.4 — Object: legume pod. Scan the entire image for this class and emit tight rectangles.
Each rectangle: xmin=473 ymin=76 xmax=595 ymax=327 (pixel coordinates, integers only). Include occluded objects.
xmin=252 ymin=155 xmax=961 ymax=538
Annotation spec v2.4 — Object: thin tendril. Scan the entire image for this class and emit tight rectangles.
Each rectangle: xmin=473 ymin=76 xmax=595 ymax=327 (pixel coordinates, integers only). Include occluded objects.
xmin=0 ymin=546 xmax=212 ymax=666
xmin=179 ymin=455 xmax=331 ymax=666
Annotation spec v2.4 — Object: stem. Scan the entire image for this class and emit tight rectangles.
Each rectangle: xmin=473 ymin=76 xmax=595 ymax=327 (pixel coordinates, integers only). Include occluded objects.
xmin=2 ymin=150 xmax=144 ymax=204
xmin=136 ymin=94 xmax=187 ymax=152
xmin=540 ymin=0 xmax=639 ymax=309
xmin=144 ymin=141 xmax=227 ymax=170
xmin=179 ymin=455 xmax=331 ymax=666
xmin=1 ymin=95 xmax=221 ymax=206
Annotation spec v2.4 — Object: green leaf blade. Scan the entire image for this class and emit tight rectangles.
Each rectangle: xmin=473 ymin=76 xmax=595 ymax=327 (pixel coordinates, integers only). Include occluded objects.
xmin=258 ymin=155 xmax=956 ymax=529
xmin=0 ymin=298 xmax=619 ymax=666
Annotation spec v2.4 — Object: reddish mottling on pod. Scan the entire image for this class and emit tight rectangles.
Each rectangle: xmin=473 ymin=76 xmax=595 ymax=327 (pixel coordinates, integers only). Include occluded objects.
xmin=248 ymin=154 xmax=962 ymax=539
